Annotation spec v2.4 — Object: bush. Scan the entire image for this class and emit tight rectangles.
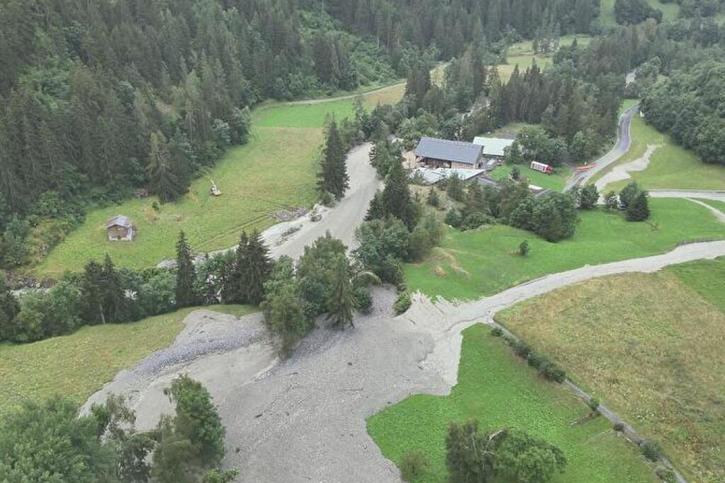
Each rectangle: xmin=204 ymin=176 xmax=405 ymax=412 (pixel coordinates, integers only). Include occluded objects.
xmin=444 ymin=209 xmax=462 ymax=228
xmin=626 ymin=191 xmax=650 ymax=221
xmin=588 ymin=398 xmax=600 ymax=412
xmin=526 ymin=351 xmax=547 ymax=369
xmin=353 ymin=286 xmax=373 ymax=314
xmin=539 ymin=361 xmax=566 ymax=382
xmin=400 ymin=450 xmax=428 ymax=481
xmin=518 ymin=240 xmax=529 ymax=256
xmin=578 ymin=185 xmax=599 ymax=209
xmin=604 ymin=191 xmax=619 ymax=210
xmin=490 ymin=327 xmax=503 ymax=337
xmin=640 ymin=440 xmax=662 ymax=462
xmin=510 ymin=339 xmax=531 ymax=359
xmin=394 ymin=291 xmax=412 ymax=315
xmin=461 ymin=212 xmax=494 ymax=230
xmin=613 ymin=422 xmax=625 ymax=432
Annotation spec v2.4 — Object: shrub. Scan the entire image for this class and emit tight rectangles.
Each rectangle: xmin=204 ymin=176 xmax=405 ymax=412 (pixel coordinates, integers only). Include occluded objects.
xmin=526 ymin=351 xmax=547 ymax=369
xmin=578 ymin=185 xmax=599 ymax=209
xmin=626 ymin=191 xmax=650 ymax=221
xmin=353 ymin=286 xmax=373 ymax=314
xmin=400 ymin=450 xmax=428 ymax=481
xmin=461 ymin=212 xmax=494 ymax=230
xmin=613 ymin=422 xmax=625 ymax=432
xmin=640 ymin=440 xmax=662 ymax=462
xmin=588 ymin=398 xmax=600 ymax=412
xmin=539 ymin=361 xmax=566 ymax=382
xmin=394 ymin=291 xmax=412 ymax=315
xmin=604 ymin=191 xmax=619 ymax=210
xmin=444 ymin=209 xmax=462 ymax=228
xmin=510 ymin=339 xmax=531 ymax=359
xmin=518 ymin=240 xmax=529 ymax=256
xmin=490 ymin=327 xmax=503 ymax=337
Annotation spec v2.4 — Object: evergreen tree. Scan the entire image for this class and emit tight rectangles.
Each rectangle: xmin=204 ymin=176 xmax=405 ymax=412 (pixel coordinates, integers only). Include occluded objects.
xmin=241 ymin=230 xmax=272 ymax=305
xmin=223 ymin=232 xmax=248 ymax=304
xmin=148 ymin=131 xmax=186 ymax=203
xmin=100 ymin=254 xmax=127 ymax=323
xmin=175 ymin=231 xmax=197 ymax=307
xmin=327 ymin=254 xmax=355 ymax=329
xmin=381 ymin=157 xmax=418 ymax=229
xmin=626 ymin=191 xmax=650 ymax=221
xmin=317 ymin=120 xmax=349 ymax=200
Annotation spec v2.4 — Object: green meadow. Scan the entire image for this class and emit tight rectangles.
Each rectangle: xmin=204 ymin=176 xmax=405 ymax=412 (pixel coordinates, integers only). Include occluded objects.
xmin=368 ymin=325 xmax=656 ymax=483
xmin=405 ymin=198 xmax=725 ymax=300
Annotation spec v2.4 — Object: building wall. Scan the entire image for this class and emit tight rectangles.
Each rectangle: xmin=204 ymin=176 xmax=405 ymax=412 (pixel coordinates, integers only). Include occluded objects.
xmin=107 ymin=225 xmax=134 ymax=241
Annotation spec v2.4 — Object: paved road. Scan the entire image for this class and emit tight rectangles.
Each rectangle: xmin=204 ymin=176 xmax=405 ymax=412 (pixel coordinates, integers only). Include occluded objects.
xmin=649 ymin=189 xmax=725 ymax=202
xmin=565 ymin=104 xmax=638 ymax=191
xmin=86 ymin=240 xmax=725 ymax=483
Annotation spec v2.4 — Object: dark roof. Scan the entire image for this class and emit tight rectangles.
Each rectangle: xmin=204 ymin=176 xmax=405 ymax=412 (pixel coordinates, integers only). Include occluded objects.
xmin=415 ymin=137 xmax=483 ymax=165
xmin=106 ymin=215 xmax=133 ymax=229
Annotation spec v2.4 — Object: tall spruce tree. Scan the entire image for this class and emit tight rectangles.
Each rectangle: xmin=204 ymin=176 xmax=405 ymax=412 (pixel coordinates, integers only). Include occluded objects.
xmin=626 ymin=191 xmax=650 ymax=221
xmin=101 ymin=254 xmax=126 ymax=323
xmin=242 ymin=231 xmax=272 ymax=305
xmin=317 ymin=120 xmax=349 ymax=200
xmin=175 ymin=231 xmax=197 ymax=307
xmin=327 ymin=254 xmax=355 ymax=329
xmin=223 ymin=232 xmax=248 ymax=304
xmin=381 ymin=158 xmax=418 ymax=229
xmin=148 ymin=131 xmax=186 ymax=203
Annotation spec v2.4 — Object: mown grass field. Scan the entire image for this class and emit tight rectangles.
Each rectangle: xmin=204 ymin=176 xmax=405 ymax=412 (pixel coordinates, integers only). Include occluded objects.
xmin=0 ymin=305 xmax=256 ymax=417
xmin=592 ymin=115 xmax=725 ymax=193
xmin=405 ymin=198 xmax=725 ymax=300
xmin=489 ymin=163 xmax=572 ymax=192
xmin=496 ymin=258 xmax=725 ymax=483
xmin=599 ymin=0 xmax=680 ymax=27
xmin=696 ymin=199 xmax=725 ymax=215
xmin=497 ymin=35 xmax=591 ymax=81
xmin=36 ymin=84 xmax=406 ymax=277
xmin=368 ymin=325 xmax=656 ymax=483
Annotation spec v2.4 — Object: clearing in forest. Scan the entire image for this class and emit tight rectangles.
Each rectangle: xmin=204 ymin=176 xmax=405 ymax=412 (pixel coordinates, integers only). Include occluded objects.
xmin=496 ymin=258 xmax=725 ymax=483
xmin=367 ymin=324 xmax=656 ymax=483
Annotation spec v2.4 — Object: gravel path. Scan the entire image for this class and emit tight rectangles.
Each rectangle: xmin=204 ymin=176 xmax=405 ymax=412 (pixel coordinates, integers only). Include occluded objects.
xmin=84 ymin=240 xmax=725 ymax=482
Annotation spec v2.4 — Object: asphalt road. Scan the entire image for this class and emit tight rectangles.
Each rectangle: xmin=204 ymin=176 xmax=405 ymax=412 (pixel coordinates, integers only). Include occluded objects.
xmin=565 ymin=104 xmax=638 ymax=191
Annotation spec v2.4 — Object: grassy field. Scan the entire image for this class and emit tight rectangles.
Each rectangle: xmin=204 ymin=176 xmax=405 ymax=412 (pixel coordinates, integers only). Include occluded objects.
xmin=592 ymin=115 xmax=725 ymax=193
xmin=599 ymin=0 xmax=680 ymax=27
xmin=497 ymin=35 xmax=591 ymax=82
xmin=405 ymin=198 xmax=725 ymax=300
xmin=368 ymin=325 xmax=656 ymax=483
xmin=696 ymin=199 xmax=725 ymax=214
xmin=0 ymin=305 xmax=256 ymax=417
xmin=496 ymin=259 xmax=725 ymax=482
xmin=36 ymin=84 xmax=406 ymax=277
xmin=489 ymin=163 xmax=572 ymax=192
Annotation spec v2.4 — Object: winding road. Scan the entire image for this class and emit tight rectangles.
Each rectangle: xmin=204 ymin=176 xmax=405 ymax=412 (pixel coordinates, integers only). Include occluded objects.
xmin=565 ymin=104 xmax=638 ymax=191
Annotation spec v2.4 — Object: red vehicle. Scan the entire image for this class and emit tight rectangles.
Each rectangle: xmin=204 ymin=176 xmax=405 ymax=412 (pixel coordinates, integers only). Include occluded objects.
xmin=530 ymin=161 xmax=554 ymax=174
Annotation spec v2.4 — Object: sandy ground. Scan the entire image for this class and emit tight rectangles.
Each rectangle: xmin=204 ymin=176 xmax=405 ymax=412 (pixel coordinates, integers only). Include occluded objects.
xmin=84 ymin=240 xmax=725 ymax=482
xmin=594 ymin=144 xmax=660 ymax=191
